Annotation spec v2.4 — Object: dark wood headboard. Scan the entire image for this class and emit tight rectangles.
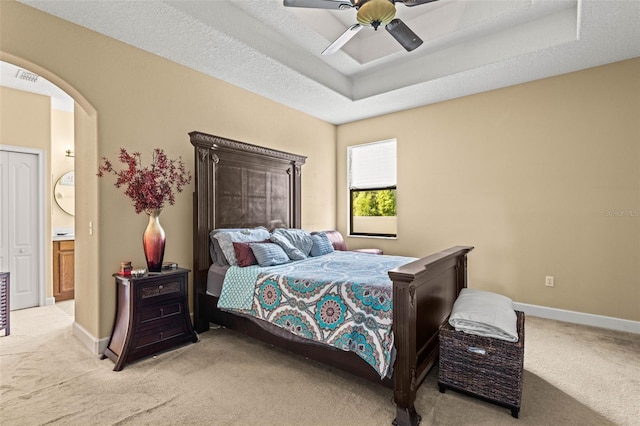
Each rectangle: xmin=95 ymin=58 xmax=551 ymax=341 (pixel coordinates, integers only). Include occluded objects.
xmin=190 ymin=131 xmax=306 ymax=290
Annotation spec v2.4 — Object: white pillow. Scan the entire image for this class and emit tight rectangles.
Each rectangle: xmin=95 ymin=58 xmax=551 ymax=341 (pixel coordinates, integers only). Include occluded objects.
xmin=213 ymin=227 xmax=270 ymax=266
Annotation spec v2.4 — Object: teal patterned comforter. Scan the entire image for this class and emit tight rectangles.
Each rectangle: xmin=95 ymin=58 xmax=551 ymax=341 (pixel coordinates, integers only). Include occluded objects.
xmin=218 ymin=250 xmax=416 ymax=378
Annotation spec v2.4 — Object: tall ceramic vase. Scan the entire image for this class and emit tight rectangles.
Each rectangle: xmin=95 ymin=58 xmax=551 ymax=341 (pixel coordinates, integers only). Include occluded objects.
xmin=143 ymin=209 xmax=165 ymax=272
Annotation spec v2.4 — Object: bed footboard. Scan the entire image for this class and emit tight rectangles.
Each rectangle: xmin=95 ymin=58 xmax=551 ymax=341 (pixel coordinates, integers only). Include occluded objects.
xmin=389 ymin=246 xmax=473 ymax=426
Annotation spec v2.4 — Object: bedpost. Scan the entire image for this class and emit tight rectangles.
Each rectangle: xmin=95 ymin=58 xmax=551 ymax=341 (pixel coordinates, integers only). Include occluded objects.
xmin=291 ymin=163 xmax=303 ymax=228
xmin=390 ymin=274 xmax=420 ymax=426
xmin=190 ymin=133 xmax=216 ymax=333
xmin=389 ymin=246 xmax=473 ymax=426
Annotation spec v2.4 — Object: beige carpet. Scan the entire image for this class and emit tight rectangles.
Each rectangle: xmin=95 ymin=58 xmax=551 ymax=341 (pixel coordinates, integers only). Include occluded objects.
xmin=1 ymin=304 xmax=638 ymax=425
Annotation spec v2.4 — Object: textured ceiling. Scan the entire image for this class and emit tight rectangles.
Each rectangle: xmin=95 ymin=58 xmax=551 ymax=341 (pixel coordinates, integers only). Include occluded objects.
xmin=14 ymin=0 xmax=640 ymax=124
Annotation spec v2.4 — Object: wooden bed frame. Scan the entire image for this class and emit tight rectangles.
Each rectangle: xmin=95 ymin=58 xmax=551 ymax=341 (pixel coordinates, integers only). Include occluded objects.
xmin=190 ymin=131 xmax=473 ymax=426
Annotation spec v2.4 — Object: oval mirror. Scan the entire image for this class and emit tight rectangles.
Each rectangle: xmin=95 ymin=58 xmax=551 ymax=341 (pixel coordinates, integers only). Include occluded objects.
xmin=54 ymin=171 xmax=75 ymax=216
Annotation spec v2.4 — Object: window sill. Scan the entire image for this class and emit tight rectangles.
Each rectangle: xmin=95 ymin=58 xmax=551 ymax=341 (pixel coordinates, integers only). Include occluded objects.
xmin=348 ymin=234 xmax=397 ymax=240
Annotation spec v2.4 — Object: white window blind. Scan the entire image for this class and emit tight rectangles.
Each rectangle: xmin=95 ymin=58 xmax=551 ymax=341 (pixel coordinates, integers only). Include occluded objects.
xmin=348 ymin=140 xmax=396 ymax=189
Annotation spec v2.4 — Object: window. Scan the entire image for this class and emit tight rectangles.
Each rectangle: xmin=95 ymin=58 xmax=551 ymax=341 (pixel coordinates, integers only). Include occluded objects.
xmin=348 ymin=139 xmax=397 ymax=237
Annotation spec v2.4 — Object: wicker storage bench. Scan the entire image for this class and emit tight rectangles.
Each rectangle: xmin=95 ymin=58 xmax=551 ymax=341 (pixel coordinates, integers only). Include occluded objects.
xmin=438 ymin=310 xmax=525 ymax=418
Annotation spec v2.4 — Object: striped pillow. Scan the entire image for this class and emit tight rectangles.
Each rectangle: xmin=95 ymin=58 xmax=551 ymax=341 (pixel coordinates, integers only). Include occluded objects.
xmin=250 ymin=242 xmax=290 ymax=267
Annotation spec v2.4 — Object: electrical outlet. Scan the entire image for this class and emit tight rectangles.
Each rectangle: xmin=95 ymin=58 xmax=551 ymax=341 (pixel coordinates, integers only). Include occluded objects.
xmin=545 ymin=276 xmax=554 ymax=287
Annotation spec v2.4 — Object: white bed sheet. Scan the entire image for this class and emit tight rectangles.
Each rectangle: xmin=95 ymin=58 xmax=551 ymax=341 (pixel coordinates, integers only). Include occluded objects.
xmin=206 ymin=263 xmax=229 ymax=297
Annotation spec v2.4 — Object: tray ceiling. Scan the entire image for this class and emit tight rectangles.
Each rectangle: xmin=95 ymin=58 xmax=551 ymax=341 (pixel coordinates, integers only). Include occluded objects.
xmin=15 ymin=0 xmax=640 ymax=124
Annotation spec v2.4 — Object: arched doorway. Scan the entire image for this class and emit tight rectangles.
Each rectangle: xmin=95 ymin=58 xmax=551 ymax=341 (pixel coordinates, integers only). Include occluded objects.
xmin=0 ymin=52 xmax=102 ymax=354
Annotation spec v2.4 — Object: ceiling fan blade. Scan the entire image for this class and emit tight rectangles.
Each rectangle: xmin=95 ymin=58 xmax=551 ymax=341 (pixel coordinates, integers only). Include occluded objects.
xmin=396 ymin=0 xmax=439 ymax=6
xmin=385 ymin=19 xmax=423 ymax=52
xmin=322 ymin=24 xmax=362 ymax=55
xmin=283 ymin=0 xmax=353 ymax=10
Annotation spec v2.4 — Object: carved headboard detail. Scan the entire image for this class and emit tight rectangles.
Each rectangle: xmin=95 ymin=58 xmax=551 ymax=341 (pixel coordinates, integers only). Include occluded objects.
xmin=190 ymin=131 xmax=306 ymax=290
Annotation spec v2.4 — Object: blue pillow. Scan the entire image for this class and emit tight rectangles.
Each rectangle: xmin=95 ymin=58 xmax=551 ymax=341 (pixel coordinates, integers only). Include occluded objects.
xmin=250 ymin=242 xmax=290 ymax=267
xmin=310 ymin=232 xmax=334 ymax=257
xmin=270 ymin=233 xmax=307 ymax=261
xmin=271 ymin=228 xmax=313 ymax=256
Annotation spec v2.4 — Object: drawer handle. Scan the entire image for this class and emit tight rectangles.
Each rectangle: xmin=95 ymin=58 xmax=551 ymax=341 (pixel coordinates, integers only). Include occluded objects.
xmin=160 ymin=308 xmax=164 ymax=316
xmin=160 ymin=331 xmax=164 ymax=340
xmin=158 ymin=285 xmax=163 ymax=289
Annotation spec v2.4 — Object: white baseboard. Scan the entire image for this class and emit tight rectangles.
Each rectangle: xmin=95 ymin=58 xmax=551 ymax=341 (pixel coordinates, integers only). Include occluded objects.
xmin=97 ymin=336 xmax=110 ymax=355
xmin=45 ymin=297 xmax=55 ymax=306
xmin=69 ymin=303 xmax=637 ymax=355
xmin=513 ymin=302 xmax=640 ymax=334
xmin=72 ymin=321 xmax=110 ymax=355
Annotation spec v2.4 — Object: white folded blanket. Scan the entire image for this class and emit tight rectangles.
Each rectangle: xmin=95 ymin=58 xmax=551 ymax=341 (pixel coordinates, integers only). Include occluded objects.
xmin=449 ymin=288 xmax=519 ymax=342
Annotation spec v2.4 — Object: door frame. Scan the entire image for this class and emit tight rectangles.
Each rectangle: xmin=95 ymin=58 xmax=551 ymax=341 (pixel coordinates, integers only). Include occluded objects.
xmin=0 ymin=144 xmax=46 ymax=307
xmin=2 ymin=51 xmax=101 ymax=352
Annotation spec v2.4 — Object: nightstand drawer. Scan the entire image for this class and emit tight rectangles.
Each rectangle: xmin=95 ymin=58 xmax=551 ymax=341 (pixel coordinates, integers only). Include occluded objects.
xmin=139 ymin=280 xmax=183 ymax=303
xmin=133 ymin=323 xmax=186 ymax=350
xmin=139 ymin=303 xmax=182 ymax=324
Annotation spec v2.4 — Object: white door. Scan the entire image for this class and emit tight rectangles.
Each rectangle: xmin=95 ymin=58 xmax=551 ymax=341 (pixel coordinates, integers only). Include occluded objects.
xmin=0 ymin=150 xmax=40 ymax=310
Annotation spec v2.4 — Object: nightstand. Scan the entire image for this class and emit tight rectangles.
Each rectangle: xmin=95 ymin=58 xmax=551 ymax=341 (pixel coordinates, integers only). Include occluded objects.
xmin=102 ymin=268 xmax=198 ymax=371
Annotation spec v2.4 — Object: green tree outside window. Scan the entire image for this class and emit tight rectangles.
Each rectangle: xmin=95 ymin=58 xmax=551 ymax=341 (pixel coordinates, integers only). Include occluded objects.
xmin=352 ymin=189 xmax=396 ymax=216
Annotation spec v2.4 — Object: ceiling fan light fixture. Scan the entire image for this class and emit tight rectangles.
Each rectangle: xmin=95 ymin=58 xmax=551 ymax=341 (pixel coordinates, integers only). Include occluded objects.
xmin=386 ymin=18 xmax=423 ymax=51
xmin=285 ymin=0 xmax=431 ymax=54
xmin=356 ymin=0 xmax=396 ymax=29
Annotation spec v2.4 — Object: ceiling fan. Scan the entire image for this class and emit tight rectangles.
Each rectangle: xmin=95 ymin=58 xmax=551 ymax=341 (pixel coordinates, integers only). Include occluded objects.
xmin=283 ymin=0 xmax=439 ymax=55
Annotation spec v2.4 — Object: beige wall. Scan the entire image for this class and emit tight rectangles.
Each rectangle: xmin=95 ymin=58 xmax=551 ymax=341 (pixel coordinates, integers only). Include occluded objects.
xmin=0 ymin=86 xmax=53 ymax=299
xmin=1 ymin=1 xmax=336 ymax=339
xmin=338 ymin=58 xmax=640 ymax=321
